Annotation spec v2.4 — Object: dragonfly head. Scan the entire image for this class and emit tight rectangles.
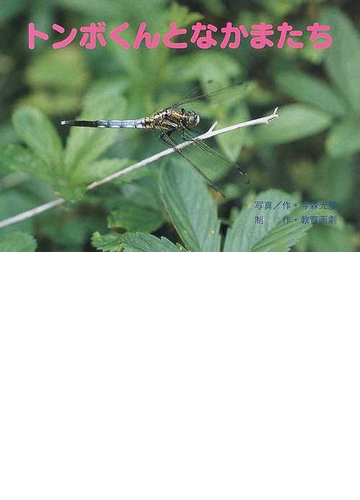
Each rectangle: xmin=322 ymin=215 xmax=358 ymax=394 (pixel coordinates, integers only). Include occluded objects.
xmin=186 ymin=111 xmax=200 ymax=128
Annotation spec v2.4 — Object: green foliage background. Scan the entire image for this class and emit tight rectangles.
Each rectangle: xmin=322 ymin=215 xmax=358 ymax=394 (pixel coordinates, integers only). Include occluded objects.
xmin=0 ymin=0 xmax=359 ymax=251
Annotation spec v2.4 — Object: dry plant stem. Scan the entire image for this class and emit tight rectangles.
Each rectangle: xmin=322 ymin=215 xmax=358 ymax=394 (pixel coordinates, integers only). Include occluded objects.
xmin=0 ymin=108 xmax=279 ymax=230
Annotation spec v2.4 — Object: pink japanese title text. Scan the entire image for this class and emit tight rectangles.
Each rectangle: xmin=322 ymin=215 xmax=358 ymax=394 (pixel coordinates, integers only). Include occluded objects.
xmin=28 ymin=21 xmax=332 ymax=51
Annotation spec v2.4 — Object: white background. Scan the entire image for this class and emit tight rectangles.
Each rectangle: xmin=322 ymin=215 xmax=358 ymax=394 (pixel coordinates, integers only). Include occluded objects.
xmin=0 ymin=254 xmax=359 ymax=499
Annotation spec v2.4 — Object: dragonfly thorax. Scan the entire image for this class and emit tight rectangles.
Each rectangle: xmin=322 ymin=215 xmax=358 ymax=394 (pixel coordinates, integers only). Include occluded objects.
xmin=165 ymin=108 xmax=200 ymax=128
xmin=149 ymin=108 xmax=200 ymax=131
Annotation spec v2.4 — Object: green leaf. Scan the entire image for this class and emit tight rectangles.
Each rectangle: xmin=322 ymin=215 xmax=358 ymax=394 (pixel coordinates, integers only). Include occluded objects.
xmin=310 ymin=156 xmax=355 ymax=211
xmin=251 ymin=207 xmax=312 ymax=252
xmin=224 ymin=190 xmax=311 ymax=252
xmin=12 ymin=107 xmax=63 ymax=168
xmin=111 ymin=166 xmax=154 ymax=186
xmin=167 ymin=2 xmax=202 ymax=26
xmin=192 ymin=0 xmax=225 ymax=16
xmin=0 ymin=191 xmax=38 ymax=234
xmin=104 ymin=174 xmax=165 ymax=232
xmin=160 ymin=159 xmax=221 ymax=252
xmin=326 ymin=117 xmax=360 ymax=158
xmin=21 ymin=48 xmax=90 ymax=117
xmin=276 ymin=71 xmax=346 ymax=117
xmin=254 ymin=105 xmax=333 ymax=145
xmin=309 ymin=221 xmax=357 ymax=252
xmin=181 ymin=52 xmax=242 ymax=88
xmin=321 ymin=7 xmax=360 ymax=112
xmin=26 ymin=48 xmax=89 ymax=91
xmin=0 ymin=145 xmax=53 ymax=184
xmin=108 ymin=201 xmax=164 ymax=233
xmin=116 ymin=175 xmax=163 ymax=206
xmin=18 ymin=92 xmax=82 ymax=118
xmin=64 ymin=87 xmax=127 ymax=170
xmin=92 ymin=231 xmax=184 ymax=252
xmin=70 ymin=158 xmax=131 ymax=185
xmin=0 ymin=123 xmax=18 ymax=147
xmin=0 ymin=231 xmax=37 ymax=252
xmin=216 ymin=102 xmax=250 ymax=165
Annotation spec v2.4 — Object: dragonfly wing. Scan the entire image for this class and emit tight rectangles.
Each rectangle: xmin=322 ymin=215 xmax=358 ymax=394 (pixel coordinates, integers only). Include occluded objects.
xmin=170 ymin=81 xmax=246 ymax=109
xmin=154 ymin=126 xmax=225 ymax=197
xmin=180 ymin=126 xmax=249 ymax=184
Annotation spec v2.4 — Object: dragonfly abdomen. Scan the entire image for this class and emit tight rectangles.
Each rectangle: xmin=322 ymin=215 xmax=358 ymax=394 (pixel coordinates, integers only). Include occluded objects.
xmin=61 ymin=119 xmax=146 ymax=129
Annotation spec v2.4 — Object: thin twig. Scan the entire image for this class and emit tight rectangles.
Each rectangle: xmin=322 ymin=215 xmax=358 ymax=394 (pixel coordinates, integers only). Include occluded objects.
xmin=0 ymin=108 xmax=278 ymax=230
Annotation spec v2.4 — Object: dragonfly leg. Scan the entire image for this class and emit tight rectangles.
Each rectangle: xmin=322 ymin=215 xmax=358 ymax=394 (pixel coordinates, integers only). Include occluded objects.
xmin=158 ymin=126 xmax=225 ymax=198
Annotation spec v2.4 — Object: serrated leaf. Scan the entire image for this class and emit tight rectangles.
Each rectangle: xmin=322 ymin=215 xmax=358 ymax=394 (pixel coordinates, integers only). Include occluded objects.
xmin=321 ymin=7 xmax=360 ymax=112
xmin=64 ymin=88 xmax=127 ymax=169
xmin=0 ymin=231 xmax=37 ymax=252
xmin=12 ymin=107 xmax=63 ymax=168
xmin=107 ymin=175 xmax=166 ymax=232
xmin=224 ymin=189 xmax=311 ymax=252
xmin=0 ymin=145 xmax=53 ymax=183
xmin=167 ymin=2 xmax=202 ymax=27
xmin=92 ymin=231 xmax=184 ymax=252
xmin=181 ymin=52 xmax=242 ymax=88
xmin=160 ymin=159 xmax=221 ymax=252
xmin=252 ymin=207 xmax=311 ymax=252
xmin=54 ymin=184 xmax=87 ymax=203
xmin=108 ymin=201 xmax=164 ymax=233
xmin=325 ymin=117 xmax=360 ymax=158
xmin=117 ymin=175 xmax=163 ymax=209
xmin=254 ymin=105 xmax=333 ymax=145
xmin=276 ymin=71 xmax=346 ymax=117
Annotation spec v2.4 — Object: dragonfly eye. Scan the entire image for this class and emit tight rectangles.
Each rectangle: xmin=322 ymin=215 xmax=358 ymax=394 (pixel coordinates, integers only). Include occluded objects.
xmin=188 ymin=113 xmax=199 ymax=127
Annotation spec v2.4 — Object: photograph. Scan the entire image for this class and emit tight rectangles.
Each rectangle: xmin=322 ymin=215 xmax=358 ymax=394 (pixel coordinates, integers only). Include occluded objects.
xmin=0 ymin=0 xmax=359 ymax=252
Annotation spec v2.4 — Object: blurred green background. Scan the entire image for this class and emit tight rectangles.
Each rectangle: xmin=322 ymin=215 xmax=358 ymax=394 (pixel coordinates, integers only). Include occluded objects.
xmin=0 ymin=0 xmax=359 ymax=251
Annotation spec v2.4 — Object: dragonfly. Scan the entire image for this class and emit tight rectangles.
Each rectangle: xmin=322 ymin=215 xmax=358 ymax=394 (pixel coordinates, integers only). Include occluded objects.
xmin=61 ymin=83 xmax=250 ymax=196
